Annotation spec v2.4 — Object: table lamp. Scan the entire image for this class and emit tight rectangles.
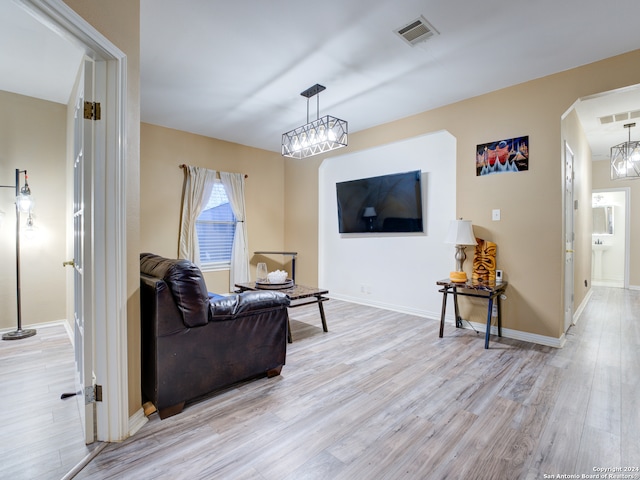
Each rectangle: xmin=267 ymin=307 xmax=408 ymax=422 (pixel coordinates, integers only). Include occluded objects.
xmin=362 ymin=206 xmax=377 ymax=232
xmin=444 ymin=218 xmax=477 ymax=283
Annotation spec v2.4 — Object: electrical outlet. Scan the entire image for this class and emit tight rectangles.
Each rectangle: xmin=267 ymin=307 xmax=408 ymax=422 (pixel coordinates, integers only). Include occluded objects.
xmin=492 ymin=209 xmax=501 ymax=221
xmin=492 ymin=304 xmax=498 ymax=317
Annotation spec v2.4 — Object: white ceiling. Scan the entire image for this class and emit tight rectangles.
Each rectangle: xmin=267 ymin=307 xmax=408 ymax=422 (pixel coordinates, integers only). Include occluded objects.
xmin=2 ymin=0 xmax=640 ymax=159
xmin=573 ymin=85 xmax=640 ymax=161
xmin=0 ymin=2 xmax=84 ymax=105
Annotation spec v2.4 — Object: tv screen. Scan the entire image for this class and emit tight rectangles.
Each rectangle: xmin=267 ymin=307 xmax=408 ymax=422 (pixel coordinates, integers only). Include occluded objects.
xmin=336 ymin=170 xmax=424 ymax=234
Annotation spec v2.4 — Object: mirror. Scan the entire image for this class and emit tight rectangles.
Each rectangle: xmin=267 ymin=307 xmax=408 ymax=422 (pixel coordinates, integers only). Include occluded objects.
xmin=592 ymin=205 xmax=614 ymax=235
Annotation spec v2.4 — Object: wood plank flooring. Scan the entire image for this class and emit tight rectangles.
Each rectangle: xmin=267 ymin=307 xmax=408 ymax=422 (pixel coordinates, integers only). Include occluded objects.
xmin=2 ymin=286 xmax=639 ymax=479
xmin=0 ymin=323 xmax=98 ymax=480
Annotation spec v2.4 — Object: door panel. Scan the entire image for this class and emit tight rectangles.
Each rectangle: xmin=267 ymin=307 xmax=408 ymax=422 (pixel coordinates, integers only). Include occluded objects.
xmin=72 ymin=57 xmax=96 ymax=444
xmin=564 ymin=142 xmax=574 ymax=333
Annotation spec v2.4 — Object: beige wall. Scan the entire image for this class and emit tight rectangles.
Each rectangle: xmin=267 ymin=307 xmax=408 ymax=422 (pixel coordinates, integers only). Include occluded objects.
xmin=285 ymin=49 xmax=640 ymax=341
xmin=284 ymin=156 xmax=323 ymax=286
xmin=0 ymin=91 xmax=67 ymax=330
xmin=140 ymin=123 xmax=286 ymax=294
xmin=64 ymin=0 xmax=141 ymax=416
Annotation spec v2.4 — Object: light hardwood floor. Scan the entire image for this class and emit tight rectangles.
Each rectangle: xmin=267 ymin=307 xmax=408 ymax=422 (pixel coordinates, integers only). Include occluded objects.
xmin=0 ymin=323 xmax=99 ymax=480
xmin=2 ymin=287 xmax=639 ymax=479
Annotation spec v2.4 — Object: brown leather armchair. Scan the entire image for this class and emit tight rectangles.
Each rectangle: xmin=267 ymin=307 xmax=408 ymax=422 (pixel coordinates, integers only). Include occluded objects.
xmin=140 ymin=253 xmax=289 ymax=419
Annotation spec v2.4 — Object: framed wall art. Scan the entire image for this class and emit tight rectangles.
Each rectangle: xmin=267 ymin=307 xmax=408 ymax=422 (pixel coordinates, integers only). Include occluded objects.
xmin=476 ymin=135 xmax=529 ymax=176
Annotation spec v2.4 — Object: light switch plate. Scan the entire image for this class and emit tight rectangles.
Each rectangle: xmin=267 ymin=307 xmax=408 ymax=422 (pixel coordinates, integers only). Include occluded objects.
xmin=492 ymin=209 xmax=501 ymax=221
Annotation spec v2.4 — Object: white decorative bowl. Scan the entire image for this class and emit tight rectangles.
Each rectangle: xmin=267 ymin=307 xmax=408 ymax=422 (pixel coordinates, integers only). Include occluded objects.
xmin=267 ymin=270 xmax=288 ymax=284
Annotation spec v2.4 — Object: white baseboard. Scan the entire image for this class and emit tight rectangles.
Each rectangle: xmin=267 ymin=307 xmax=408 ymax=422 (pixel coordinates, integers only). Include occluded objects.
xmin=629 ymin=284 xmax=640 ymax=291
xmin=0 ymin=319 xmax=73 ymax=342
xmin=592 ymin=280 xmax=624 ymax=287
xmin=327 ymin=293 xmax=441 ymax=320
xmin=572 ymin=288 xmax=593 ymax=327
xmin=129 ymin=408 xmax=148 ymax=437
xmin=331 ymin=294 xmax=564 ymax=348
xmin=452 ymin=320 xmax=565 ymax=348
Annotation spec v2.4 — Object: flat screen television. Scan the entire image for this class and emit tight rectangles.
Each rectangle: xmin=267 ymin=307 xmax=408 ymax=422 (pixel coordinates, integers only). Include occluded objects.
xmin=336 ymin=170 xmax=424 ymax=234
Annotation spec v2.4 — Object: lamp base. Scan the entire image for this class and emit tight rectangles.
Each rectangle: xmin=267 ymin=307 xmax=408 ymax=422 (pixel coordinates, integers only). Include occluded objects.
xmin=2 ymin=328 xmax=36 ymax=340
xmin=449 ymin=271 xmax=467 ymax=283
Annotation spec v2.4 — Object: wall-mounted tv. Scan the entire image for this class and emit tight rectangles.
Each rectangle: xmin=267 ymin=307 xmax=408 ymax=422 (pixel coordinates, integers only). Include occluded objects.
xmin=336 ymin=170 xmax=424 ymax=234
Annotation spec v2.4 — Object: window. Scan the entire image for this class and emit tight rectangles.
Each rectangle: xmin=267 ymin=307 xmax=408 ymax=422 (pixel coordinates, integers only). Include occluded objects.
xmin=195 ymin=181 xmax=236 ymax=270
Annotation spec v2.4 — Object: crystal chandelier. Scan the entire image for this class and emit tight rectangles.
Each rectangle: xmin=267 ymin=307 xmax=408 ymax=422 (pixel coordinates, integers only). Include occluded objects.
xmin=610 ymin=122 xmax=640 ymax=180
xmin=282 ymin=84 xmax=348 ymax=159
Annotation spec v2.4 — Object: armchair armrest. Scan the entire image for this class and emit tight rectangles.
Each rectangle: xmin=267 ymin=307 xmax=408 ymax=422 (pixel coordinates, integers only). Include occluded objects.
xmin=209 ymin=290 xmax=289 ymax=320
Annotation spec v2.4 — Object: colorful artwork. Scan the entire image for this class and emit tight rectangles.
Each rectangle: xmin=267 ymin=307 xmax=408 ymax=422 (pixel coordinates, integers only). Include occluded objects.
xmin=476 ymin=136 xmax=529 ymax=176
xmin=472 ymin=238 xmax=497 ymax=284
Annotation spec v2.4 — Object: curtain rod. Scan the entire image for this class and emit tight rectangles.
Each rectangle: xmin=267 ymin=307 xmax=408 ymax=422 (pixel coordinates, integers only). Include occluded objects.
xmin=179 ymin=164 xmax=248 ymax=178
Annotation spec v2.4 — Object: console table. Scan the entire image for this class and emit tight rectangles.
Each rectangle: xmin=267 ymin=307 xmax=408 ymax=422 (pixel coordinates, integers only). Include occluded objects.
xmin=436 ymin=279 xmax=508 ymax=349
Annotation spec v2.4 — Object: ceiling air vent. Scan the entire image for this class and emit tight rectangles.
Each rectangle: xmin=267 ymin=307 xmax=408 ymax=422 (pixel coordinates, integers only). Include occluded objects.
xmin=599 ymin=110 xmax=640 ymax=125
xmin=395 ymin=15 xmax=439 ymax=46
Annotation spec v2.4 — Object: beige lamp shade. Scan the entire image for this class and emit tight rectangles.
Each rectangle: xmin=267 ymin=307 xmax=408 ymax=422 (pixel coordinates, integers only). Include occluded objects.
xmin=444 ymin=219 xmax=477 ymax=246
xmin=445 ymin=219 xmax=477 ymax=283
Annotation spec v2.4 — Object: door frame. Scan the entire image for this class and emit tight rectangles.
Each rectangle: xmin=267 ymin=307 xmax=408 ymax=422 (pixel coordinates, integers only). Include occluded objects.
xmin=592 ymin=187 xmax=631 ymax=289
xmin=563 ymin=141 xmax=575 ymax=334
xmin=18 ymin=0 xmax=129 ymax=442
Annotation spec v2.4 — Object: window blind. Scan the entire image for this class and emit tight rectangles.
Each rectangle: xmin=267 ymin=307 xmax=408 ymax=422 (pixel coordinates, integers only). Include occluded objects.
xmin=196 ymin=181 xmax=236 ymax=270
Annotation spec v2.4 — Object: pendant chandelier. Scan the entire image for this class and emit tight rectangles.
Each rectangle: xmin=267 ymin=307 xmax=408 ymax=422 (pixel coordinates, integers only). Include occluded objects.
xmin=610 ymin=122 xmax=640 ymax=180
xmin=282 ymin=84 xmax=348 ymax=159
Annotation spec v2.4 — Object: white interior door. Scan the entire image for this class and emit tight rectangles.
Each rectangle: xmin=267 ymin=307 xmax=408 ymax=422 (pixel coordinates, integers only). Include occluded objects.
xmin=564 ymin=142 xmax=575 ymax=333
xmin=22 ymin=0 xmax=129 ymax=442
xmin=71 ymin=57 xmax=96 ymax=444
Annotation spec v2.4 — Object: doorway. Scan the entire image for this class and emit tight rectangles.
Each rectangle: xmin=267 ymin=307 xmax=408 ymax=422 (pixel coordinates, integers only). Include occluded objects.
xmin=591 ymin=189 xmax=629 ymax=288
xmin=569 ymin=83 xmax=640 ymax=320
xmin=13 ymin=0 xmax=130 ymax=442
xmin=564 ymin=142 xmax=575 ymax=333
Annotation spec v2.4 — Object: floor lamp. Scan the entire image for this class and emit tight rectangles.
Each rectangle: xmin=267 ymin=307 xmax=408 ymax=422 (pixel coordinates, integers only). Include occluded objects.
xmin=1 ymin=168 xmax=36 ymax=340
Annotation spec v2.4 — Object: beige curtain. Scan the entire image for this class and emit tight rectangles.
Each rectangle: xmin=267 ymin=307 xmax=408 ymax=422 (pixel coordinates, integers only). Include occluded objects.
xmin=220 ymin=171 xmax=250 ymax=291
xmin=178 ymin=165 xmax=217 ymax=264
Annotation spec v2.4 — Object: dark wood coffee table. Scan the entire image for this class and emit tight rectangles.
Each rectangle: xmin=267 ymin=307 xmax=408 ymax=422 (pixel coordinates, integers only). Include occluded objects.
xmin=235 ymin=282 xmax=329 ymax=343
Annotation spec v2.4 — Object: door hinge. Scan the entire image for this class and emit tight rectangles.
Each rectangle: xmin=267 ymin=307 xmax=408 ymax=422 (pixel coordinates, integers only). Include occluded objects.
xmin=84 ymin=384 xmax=103 ymax=404
xmin=84 ymin=101 xmax=101 ymax=120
